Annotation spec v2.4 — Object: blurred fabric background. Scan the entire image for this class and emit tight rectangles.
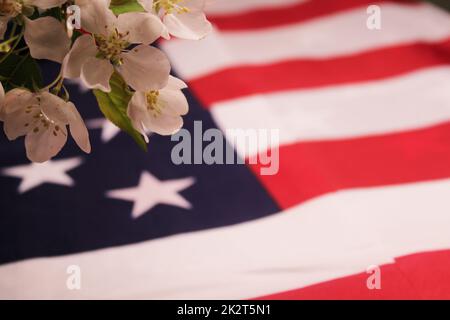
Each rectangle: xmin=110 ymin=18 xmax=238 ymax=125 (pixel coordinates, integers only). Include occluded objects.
xmin=1 ymin=0 xmax=450 ymax=299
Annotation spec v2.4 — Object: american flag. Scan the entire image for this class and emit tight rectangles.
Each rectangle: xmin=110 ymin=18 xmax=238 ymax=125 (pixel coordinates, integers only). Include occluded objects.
xmin=1 ymin=0 xmax=450 ymax=299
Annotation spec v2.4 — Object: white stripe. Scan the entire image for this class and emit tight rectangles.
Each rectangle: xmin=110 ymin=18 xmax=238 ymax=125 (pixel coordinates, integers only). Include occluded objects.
xmin=162 ymin=3 xmax=450 ymax=79
xmin=211 ymin=67 xmax=450 ymax=158
xmin=204 ymin=0 xmax=307 ymax=15
xmin=1 ymin=179 xmax=450 ymax=299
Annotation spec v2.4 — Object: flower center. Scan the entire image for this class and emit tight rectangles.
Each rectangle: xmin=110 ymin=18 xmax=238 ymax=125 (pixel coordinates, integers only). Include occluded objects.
xmin=145 ymin=91 xmax=163 ymax=117
xmin=24 ymin=99 xmax=65 ymax=138
xmin=0 ymin=0 xmax=22 ymax=17
xmin=153 ymin=0 xmax=189 ymax=14
xmin=95 ymin=29 xmax=129 ymax=65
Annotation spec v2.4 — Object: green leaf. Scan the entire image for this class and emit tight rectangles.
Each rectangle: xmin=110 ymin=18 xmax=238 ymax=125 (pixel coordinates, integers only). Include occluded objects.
xmin=93 ymin=72 xmax=148 ymax=152
xmin=0 ymin=54 xmax=43 ymax=91
xmin=110 ymin=0 xmax=145 ymax=15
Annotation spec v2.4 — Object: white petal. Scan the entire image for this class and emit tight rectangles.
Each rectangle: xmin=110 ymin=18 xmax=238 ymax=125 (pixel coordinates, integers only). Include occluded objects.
xmin=3 ymin=89 xmax=34 ymax=114
xmin=39 ymin=92 xmax=71 ymax=123
xmin=25 ymin=0 xmax=67 ymax=9
xmin=75 ymin=0 xmax=116 ymax=35
xmin=62 ymin=34 xmax=97 ymax=79
xmin=167 ymin=75 xmax=187 ymax=90
xmin=127 ymin=91 xmax=150 ymax=141
xmin=66 ymin=102 xmax=91 ymax=153
xmin=163 ymin=11 xmax=211 ymax=40
xmin=3 ymin=107 xmax=37 ymax=140
xmin=24 ymin=17 xmax=71 ymax=63
xmin=159 ymin=86 xmax=189 ymax=116
xmin=160 ymin=26 xmax=170 ymax=40
xmin=25 ymin=121 xmax=68 ymax=163
xmin=80 ymin=57 xmax=114 ymax=92
xmin=117 ymin=12 xmax=164 ymax=44
xmin=118 ymin=45 xmax=170 ymax=92
xmin=143 ymin=113 xmax=183 ymax=136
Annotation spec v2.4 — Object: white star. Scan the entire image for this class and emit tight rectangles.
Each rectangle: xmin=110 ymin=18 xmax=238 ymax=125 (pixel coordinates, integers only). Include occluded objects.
xmin=87 ymin=118 xmax=122 ymax=143
xmin=1 ymin=157 xmax=84 ymax=193
xmin=106 ymin=171 xmax=195 ymax=219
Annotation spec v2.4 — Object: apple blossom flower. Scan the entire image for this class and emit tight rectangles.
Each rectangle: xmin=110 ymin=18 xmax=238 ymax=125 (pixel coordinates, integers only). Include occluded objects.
xmin=127 ymin=75 xmax=188 ymax=138
xmin=0 ymin=0 xmax=67 ymax=39
xmin=138 ymin=0 xmax=212 ymax=40
xmin=0 ymin=0 xmax=211 ymax=162
xmin=63 ymin=0 xmax=170 ymax=92
xmin=0 ymin=88 xmax=91 ymax=162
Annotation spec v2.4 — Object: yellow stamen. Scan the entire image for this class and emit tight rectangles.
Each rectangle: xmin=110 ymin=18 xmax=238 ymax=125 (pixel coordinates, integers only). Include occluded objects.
xmin=95 ymin=29 xmax=129 ymax=65
xmin=145 ymin=91 xmax=163 ymax=117
xmin=0 ymin=0 xmax=22 ymax=17
xmin=153 ymin=0 xmax=190 ymax=14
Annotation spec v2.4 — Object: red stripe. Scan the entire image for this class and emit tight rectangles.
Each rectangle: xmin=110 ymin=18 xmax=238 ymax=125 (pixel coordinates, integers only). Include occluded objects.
xmin=189 ymin=38 xmax=450 ymax=106
xmin=254 ymin=250 xmax=450 ymax=299
xmin=209 ymin=0 xmax=420 ymax=31
xmin=248 ymin=122 xmax=450 ymax=209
